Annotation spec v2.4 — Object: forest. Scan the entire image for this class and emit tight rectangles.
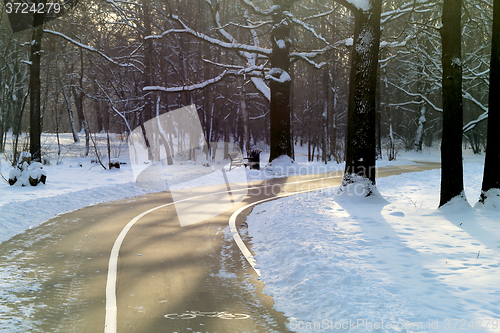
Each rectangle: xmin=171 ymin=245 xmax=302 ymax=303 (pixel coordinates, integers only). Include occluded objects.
xmin=0 ymin=0 xmax=499 ymax=206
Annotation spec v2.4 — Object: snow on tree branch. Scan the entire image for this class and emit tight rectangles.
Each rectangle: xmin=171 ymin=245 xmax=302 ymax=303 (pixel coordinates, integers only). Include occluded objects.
xmin=388 ymin=80 xmax=443 ymax=113
xmin=251 ymin=77 xmax=271 ymax=102
xmin=241 ymin=0 xmax=277 ymax=16
xmin=203 ymin=58 xmax=267 ymax=76
xmin=285 ymin=12 xmax=331 ymax=46
xmin=463 ymin=111 xmax=488 ymax=133
xmin=265 ymin=68 xmax=291 ymax=83
xmin=145 ymin=16 xmax=271 ymax=56
xmin=144 ymin=70 xmax=229 ymax=93
xmin=44 ymin=30 xmax=142 ymax=72
xmin=301 ymin=8 xmax=336 ymax=22
xmin=463 ymin=91 xmax=488 ymax=114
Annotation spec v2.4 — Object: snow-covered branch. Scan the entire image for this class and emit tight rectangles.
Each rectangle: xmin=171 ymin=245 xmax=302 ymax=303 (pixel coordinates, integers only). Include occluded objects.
xmin=44 ymin=30 xmax=141 ymax=72
xmin=143 ymin=70 xmax=229 ymax=93
xmin=285 ymin=12 xmax=331 ymax=46
xmin=463 ymin=91 xmax=488 ymax=113
xmin=463 ymin=111 xmax=488 ymax=133
xmin=251 ymin=77 xmax=270 ymax=102
xmin=388 ymin=80 xmax=443 ymax=113
xmin=203 ymin=58 xmax=267 ymax=76
xmin=145 ymin=17 xmax=271 ymax=56
xmin=241 ymin=0 xmax=277 ymax=16
xmin=265 ymin=68 xmax=291 ymax=83
xmin=206 ymin=1 xmax=270 ymax=102
xmin=301 ymin=8 xmax=336 ymax=22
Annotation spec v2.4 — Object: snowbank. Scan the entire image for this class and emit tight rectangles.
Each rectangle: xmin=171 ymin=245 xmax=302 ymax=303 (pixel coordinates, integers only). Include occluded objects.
xmin=246 ymin=162 xmax=500 ymax=333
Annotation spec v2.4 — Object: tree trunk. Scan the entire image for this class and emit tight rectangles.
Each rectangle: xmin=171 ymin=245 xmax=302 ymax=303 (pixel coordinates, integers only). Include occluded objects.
xmin=414 ymin=103 xmax=427 ymax=152
xmin=142 ymin=0 xmax=156 ymax=160
xmin=480 ymin=0 xmax=500 ymax=202
xmin=439 ymin=0 xmax=465 ymax=207
xmin=414 ymin=67 xmax=429 ymax=152
xmin=269 ymin=0 xmax=293 ymax=161
xmin=29 ymin=4 xmax=45 ymax=162
xmin=343 ymin=0 xmax=382 ymax=185
xmin=375 ymin=63 xmax=382 ymax=159
xmin=71 ymin=50 xmax=89 ymax=155
xmin=57 ymin=63 xmax=79 ymax=143
xmin=240 ymin=82 xmax=250 ymax=154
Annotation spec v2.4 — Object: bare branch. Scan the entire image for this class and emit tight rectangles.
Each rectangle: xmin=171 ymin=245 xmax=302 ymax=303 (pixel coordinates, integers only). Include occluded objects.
xmin=144 ymin=70 xmax=229 ymax=93
xmin=44 ymin=30 xmax=142 ymax=73
xmin=146 ymin=16 xmax=271 ymax=56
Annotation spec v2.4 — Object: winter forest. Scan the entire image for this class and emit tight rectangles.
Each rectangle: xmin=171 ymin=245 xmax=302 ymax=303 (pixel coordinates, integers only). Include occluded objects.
xmin=1 ymin=0 xmax=500 ymax=207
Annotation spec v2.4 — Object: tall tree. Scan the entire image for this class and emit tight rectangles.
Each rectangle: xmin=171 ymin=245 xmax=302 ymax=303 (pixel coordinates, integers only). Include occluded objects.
xmin=29 ymin=0 xmax=46 ymax=162
xmin=337 ymin=0 xmax=383 ymax=186
xmin=480 ymin=0 xmax=500 ymax=204
xmin=269 ymin=0 xmax=293 ymax=160
xmin=439 ymin=0 xmax=466 ymax=207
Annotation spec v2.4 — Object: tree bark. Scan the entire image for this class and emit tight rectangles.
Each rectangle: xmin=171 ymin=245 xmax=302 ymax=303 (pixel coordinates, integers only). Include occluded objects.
xmin=71 ymin=50 xmax=89 ymax=156
xmin=480 ymin=0 xmax=500 ymax=202
xmin=29 ymin=3 xmax=46 ymax=162
xmin=343 ymin=0 xmax=382 ymax=185
xmin=439 ymin=0 xmax=465 ymax=207
xmin=240 ymin=82 xmax=250 ymax=154
xmin=56 ymin=62 xmax=79 ymax=143
xmin=269 ymin=0 xmax=293 ymax=161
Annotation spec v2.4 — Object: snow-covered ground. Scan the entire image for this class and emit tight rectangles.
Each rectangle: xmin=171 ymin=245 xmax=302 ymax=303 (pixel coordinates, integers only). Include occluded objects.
xmin=0 ymin=132 xmax=428 ymax=245
xmin=1 ymin=133 xmax=497 ymax=333
xmin=246 ymin=155 xmax=500 ymax=333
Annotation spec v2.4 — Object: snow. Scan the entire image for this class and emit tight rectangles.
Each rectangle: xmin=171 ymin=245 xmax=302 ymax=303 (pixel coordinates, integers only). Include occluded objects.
xmin=1 ymin=132 xmax=498 ymax=332
xmin=0 ymin=133 xmax=416 ymax=246
xmin=476 ymin=188 xmax=500 ymax=210
xmin=251 ymin=77 xmax=271 ymax=102
xmin=144 ymin=70 xmax=228 ymax=93
xmin=246 ymin=159 xmax=500 ymax=333
xmin=265 ymin=67 xmax=291 ymax=83
xmin=276 ymin=38 xmax=287 ymax=49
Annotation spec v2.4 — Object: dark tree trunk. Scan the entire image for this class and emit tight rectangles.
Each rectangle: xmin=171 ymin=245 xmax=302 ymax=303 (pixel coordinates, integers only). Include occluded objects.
xmin=343 ymin=0 xmax=382 ymax=185
xmin=71 ymin=50 xmax=89 ymax=156
xmin=269 ymin=0 xmax=293 ymax=161
xmin=415 ymin=65 xmax=429 ymax=152
xmin=439 ymin=0 xmax=465 ymax=207
xmin=12 ymin=61 xmax=24 ymax=137
xmin=142 ymin=0 xmax=155 ymax=124
xmin=480 ymin=0 xmax=500 ymax=202
xmin=94 ymin=83 xmax=104 ymax=132
xmin=29 ymin=4 xmax=45 ymax=162
xmin=240 ymin=81 xmax=250 ymax=154
xmin=141 ymin=0 xmax=156 ymax=160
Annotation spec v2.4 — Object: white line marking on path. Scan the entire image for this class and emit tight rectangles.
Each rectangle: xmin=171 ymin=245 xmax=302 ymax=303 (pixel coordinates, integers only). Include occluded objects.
xmin=227 ymin=164 xmax=437 ymax=276
xmin=104 ymin=173 xmax=342 ymax=332
xmin=228 ymin=177 xmax=342 ymax=276
xmin=105 ymin=202 xmax=173 ymax=333
xmin=105 ymin=165 xmax=420 ymax=332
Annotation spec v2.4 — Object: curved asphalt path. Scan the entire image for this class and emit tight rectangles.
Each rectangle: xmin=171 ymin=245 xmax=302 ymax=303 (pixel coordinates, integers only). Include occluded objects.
xmin=0 ymin=162 xmax=440 ymax=332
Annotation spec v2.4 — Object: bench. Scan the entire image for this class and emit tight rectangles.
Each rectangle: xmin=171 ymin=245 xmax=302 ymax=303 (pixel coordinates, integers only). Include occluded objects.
xmin=226 ymin=152 xmax=245 ymax=171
